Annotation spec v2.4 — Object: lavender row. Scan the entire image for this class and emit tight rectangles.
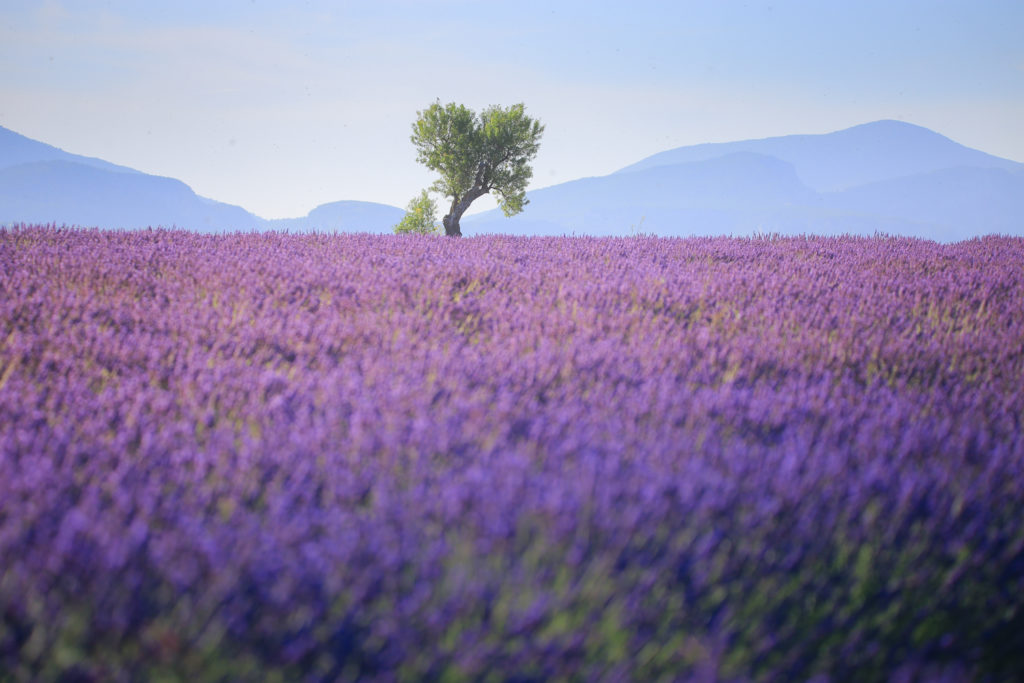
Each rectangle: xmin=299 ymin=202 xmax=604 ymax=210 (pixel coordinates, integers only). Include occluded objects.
xmin=1 ymin=225 xmax=1022 ymax=680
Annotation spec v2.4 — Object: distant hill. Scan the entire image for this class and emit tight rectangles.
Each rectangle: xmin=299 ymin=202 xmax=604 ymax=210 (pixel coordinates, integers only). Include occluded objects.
xmin=267 ymin=201 xmax=405 ymax=234
xmin=465 ymin=120 xmax=1024 ymax=241
xmin=0 ymin=160 xmax=263 ymax=231
xmin=0 ymin=125 xmax=403 ymax=233
xmin=4 ymin=121 xmax=1022 ymax=240
xmin=0 ymin=126 xmax=140 ymax=175
xmin=614 ymin=120 xmax=1023 ymax=191
xmin=0 ymin=125 xmax=266 ymax=231
xmin=467 ymin=152 xmax=816 ymax=237
xmin=823 ymin=165 xmax=1024 ymax=241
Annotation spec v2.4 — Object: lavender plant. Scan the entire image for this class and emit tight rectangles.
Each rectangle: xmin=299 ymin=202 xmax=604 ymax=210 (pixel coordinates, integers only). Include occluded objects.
xmin=1 ymin=226 xmax=1022 ymax=680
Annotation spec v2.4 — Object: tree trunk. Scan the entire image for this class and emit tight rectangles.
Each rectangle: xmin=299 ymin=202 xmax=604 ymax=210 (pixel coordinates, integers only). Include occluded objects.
xmin=442 ymin=162 xmax=490 ymax=237
xmin=442 ymin=188 xmax=487 ymax=238
xmin=442 ymin=212 xmax=462 ymax=237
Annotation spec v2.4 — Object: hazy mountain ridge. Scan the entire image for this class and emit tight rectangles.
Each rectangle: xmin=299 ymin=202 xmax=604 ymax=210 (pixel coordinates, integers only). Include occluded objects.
xmin=3 ymin=120 xmax=1023 ymax=240
xmin=267 ymin=201 xmax=405 ymax=234
xmin=0 ymin=125 xmax=402 ymax=233
xmin=0 ymin=160 xmax=262 ymax=231
xmin=823 ymin=165 xmax=1024 ymax=239
xmin=0 ymin=126 xmax=141 ymax=176
xmin=465 ymin=120 xmax=1024 ymax=241
xmin=613 ymin=120 xmax=1023 ymax=191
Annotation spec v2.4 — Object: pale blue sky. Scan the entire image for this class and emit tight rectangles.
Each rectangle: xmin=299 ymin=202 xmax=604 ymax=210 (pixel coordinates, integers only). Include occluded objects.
xmin=2 ymin=0 xmax=1022 ymax=218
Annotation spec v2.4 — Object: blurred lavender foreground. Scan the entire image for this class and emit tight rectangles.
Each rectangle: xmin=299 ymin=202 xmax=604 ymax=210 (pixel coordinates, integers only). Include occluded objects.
xmin=1 ymin=226 xmax=1022 ymax=681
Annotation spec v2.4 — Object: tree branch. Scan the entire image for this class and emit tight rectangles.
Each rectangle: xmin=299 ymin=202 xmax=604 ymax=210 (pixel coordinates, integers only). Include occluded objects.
xmin=472 ymin=160 xmax=489 ymax=192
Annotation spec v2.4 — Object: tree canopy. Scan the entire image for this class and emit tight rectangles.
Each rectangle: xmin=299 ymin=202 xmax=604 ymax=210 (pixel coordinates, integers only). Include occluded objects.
xmin=411 ymin=101 xmax=543 ymax=236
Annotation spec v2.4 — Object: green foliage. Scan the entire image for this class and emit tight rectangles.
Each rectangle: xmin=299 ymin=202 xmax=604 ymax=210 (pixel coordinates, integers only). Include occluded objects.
xmin=410 ymin=101 xmax=544 ymax=227
xmin=393 ymin=189 xmax=441 ymax=235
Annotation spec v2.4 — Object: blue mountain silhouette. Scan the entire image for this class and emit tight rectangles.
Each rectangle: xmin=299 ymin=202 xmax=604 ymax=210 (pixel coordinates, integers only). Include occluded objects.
xmin=0 ymin=126 xmax=401 ymax=232
xmin=465 ymin=120 xmax=1024 ymax=241
xmin=4 ymin=121 xmax=1022 ymax=240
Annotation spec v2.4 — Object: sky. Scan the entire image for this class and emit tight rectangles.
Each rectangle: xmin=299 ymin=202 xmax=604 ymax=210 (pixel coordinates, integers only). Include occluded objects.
xmin=2 ymin=0 xmax=1023 ymax=219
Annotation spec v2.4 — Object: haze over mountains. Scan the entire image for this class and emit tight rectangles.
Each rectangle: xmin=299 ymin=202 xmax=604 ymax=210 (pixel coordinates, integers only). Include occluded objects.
xmin=2 ymin=121 xmax=1022 ymax=241
xmin=0 ymin=126 xmax=401 ymax=233
xmin=466 ymin=120 xmax=1024 ymax=241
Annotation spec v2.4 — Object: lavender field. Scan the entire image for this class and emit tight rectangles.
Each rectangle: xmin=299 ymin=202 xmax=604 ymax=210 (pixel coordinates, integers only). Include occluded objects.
xmin=1 ymin=225 xmax=1023 ymax=681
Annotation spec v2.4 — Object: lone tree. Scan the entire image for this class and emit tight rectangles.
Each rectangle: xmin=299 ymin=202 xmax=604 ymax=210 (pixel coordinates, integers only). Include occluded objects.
xmin=411 ymin=101 xmax=544 ymax=237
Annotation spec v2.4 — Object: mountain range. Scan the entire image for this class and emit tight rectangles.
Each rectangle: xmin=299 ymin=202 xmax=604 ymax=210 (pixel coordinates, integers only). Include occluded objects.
xmin=0 ymin=126 xmax=402 ymax=233
xmin=464 ymin=120 xmax=1024 ymax=241
xmin=2 ymin=120 xmax=1022 ymax=241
